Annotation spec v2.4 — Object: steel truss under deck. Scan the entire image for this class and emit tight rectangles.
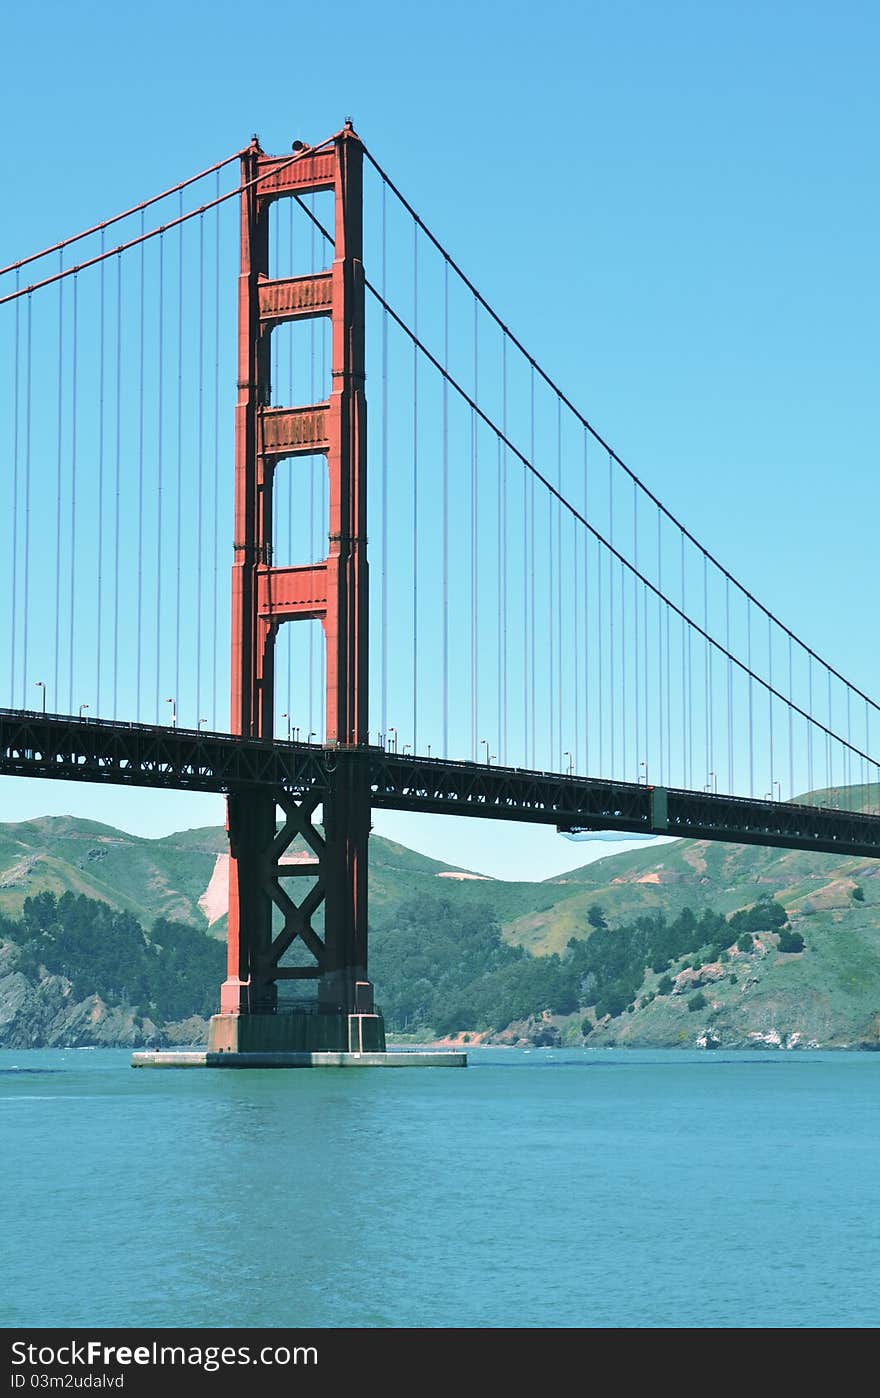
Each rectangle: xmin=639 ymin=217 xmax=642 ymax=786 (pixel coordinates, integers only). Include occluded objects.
xmin=3 ymin=710 xmax=879 ymax=861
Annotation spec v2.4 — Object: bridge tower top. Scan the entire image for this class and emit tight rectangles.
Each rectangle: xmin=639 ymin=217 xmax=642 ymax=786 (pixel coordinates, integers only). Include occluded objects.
xmin=230 ymin=123 xmax=367 ymax=747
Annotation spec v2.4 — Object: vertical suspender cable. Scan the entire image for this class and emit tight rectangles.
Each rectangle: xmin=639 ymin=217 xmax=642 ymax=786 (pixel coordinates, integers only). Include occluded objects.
xmin=497 ymin=432 xmax=503 ymax=760
xmin=573 ymin=433 xmax=582 ymax=773
xmin=212 ymin=172 xmax=220 ymax=728
xmin=470 ymin=297 xmax=477 ymax=760
xmin=656 ymin=507 xmax=663 ymax=785
xmin=680 ymin=535 xmax=686 ymax=789
xmin=68 ymin=272 xmax=78 ymax=713
xmin=621 ymin=553 xmax=627 ymax=781
xmin=23 ymin=293 xmax=32 ymax=709
xmin=705 ymin=555 xmax=711 ymax=790
xmin=556 ymin=399 xmax=563 ymax=766
xmin=196 ymin=214 xmax=205 ymax=726
xmin=442 ymin=260 xmax=449 ymax=756
xmin=726 ymin=577 xmax=733 ymax=792
xmin=308 ymin=207 xmax=316 ymax=737
xmin=96 ymin=237 xmax=105 ymax=714
xmin=822 ymin=671 xmax=828 ymax=794
xmin=137 ymin=214 xmax=145 ymax=718
xmin=54 ymin=253 xmax=64 ymax=710
xmin=500 ymin=337 xmax=508 ymax=762
xmin=597 ymin=475 xmax=604 ymax=775
xmin=175 ymin=194 xmax=184 ymax=720
xmin=788 ymin=635 xmax=794 ymax=799
xmin=583 ymin=429 xmax=590 ymax=777
xmin=633 ymin=481 xmax=639 ymax=776
xmin=747 ymin=605 xmax=754 ymax=796
xmin=529 ymin=369 xmax=536 ymax=765
xmin=319 ymin=289 xmax=326 ymax=732
xmin=286 ymin=203 xmax=293 ymax=720
xmin=643 ymin=512 xmax=649 ymax=781
xmin=807 ymin=653 xmax=814 ymax=792
xmin=11 ymin=276 xmax=19 ymax=705
xmin=522 ymin=389 xmax=528 ymax=766
xmin=768 ymin=615 xmax=774 ymax=797
xmin=381 ymin=181 xmax=389 ymax=742
xmin=113 ymin=255 xmax=122 ymax=719
xmin=155 ymin=235 xmax=165 ymax=724
xmin=609 ymin=452 xmax=615 ymax=777
xmin=545 ymin=391 xmax=551 ymax=766
xmin=412 ymin=223 xmax=419 ymax=752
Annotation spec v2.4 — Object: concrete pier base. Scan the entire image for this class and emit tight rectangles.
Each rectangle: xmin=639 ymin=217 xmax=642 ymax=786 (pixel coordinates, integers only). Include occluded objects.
xmin=206 ymin=1010 xmax=386 ymax=1055
xmin=131 ymin=1049 xmax=467 ymax=1068
xmin=131 ymin=1007 xmax=466 ymax=1066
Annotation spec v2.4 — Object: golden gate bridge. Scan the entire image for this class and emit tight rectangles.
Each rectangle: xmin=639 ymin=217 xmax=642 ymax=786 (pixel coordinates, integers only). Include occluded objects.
xmin=2 ymin=123 xmax=879 ymax=1057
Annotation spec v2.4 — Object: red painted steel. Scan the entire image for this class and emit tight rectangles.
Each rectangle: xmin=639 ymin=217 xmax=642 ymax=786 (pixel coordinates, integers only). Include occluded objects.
xmin=222 ymin=124 xmax=372 ymax=1019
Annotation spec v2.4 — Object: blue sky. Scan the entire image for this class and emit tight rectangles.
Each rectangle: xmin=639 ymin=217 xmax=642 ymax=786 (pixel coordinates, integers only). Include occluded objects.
xmin=0 ymin=0 xmax=877 ymax=879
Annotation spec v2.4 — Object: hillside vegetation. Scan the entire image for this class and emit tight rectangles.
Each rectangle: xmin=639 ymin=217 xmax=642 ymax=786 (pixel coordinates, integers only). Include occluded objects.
xmin=1 ymin=789 xmax=879 ymax=1049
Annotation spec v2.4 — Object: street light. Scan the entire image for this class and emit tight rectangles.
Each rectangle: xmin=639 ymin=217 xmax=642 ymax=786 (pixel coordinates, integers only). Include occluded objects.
xmin=165 ymin=697 xmax=177 ymax=728
xmin=307 ymin=731 xmax=317 ymax=744
xmin=198 ymin=718 xmax=208 ymax=730
xmin=293 ymin=726 xmax=300 ymax=742
xmin=403 ymin=743 xmax=411 ymax=755
xmin=480 ymin=739 xmax=490 ymax=764
xmin=563 ymin=750 xmax=573 ymax=776
xmin=639 ymin=761 xmax=649 ymax=785
xmin=388 ymin=727 xmax=397 ymax=753
xmin=281 ymin=711 xmax=292 ymax=742
xmin=773 ymin=779 xmax=782 ymax=803
xmin=78 ymin=704 xmax=89 ymax=721
xmin=34 ymin=681 xmax=46 ymax=714
xmin=708 ymin=771 xmax=717 ymax=793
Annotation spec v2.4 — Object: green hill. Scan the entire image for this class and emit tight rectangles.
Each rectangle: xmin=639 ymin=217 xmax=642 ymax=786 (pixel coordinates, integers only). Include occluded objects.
xmin=1 ymin=786 xmax=879 ymax=1049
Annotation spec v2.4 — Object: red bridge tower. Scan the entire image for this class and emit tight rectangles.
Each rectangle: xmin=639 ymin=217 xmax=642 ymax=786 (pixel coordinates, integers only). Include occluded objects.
xmin=208 ymin=123 xmax=382 ymax=1055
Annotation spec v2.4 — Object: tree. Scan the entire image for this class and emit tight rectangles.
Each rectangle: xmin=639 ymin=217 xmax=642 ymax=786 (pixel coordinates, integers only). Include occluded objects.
xmin=587 ymin=905 xmax=607 ymax=931
xmin=852 ymin=885 xmax=865 ymax=903
xmin=777 ymin=928 xmax=805 ymax=954
xmin=688 ymin=991 xmax=707 ymax=1012
xmin=737 ymin=933 xmax=754 ymax=954
xmin=657 ymin=975 xmax=674 ymax=995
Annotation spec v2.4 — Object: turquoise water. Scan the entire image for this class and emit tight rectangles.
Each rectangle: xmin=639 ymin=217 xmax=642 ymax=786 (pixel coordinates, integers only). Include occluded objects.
xmin=2 ymin=1047 xmax=879 ymax=1328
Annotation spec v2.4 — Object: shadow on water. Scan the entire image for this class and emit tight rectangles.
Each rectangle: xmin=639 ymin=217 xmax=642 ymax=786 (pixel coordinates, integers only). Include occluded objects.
xmin=0 ymin=1067 xmax=63 ymax=1075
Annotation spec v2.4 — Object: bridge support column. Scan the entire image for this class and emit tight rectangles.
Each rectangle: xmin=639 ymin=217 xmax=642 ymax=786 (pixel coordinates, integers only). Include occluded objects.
xmin=213 ymin=121 xmax=378 ymax=1054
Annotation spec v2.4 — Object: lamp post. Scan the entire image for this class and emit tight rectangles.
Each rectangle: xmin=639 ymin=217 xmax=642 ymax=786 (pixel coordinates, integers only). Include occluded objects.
xmin=639 ymin=760 xmax=649 ymax=785
xmin=198 ymin=718 xmax=208 ymax=730
xmin=563 ymin=750 xmax=573 ymax=776
xmin=166 ymin=698 xmax=177 ymax=728
xmin=773 ymin=779 xmax=782 ymax=803
xmin=78 ymin=704 xmax=89 ymax=721
xmin=388 ymin=727 xmax=397 ymax=753
xmin=281 ymin=711 xmax=292 ymax=742
xmin=481 ymin=739 xmax=491 ymax=765
xmin=35 ymin=681 xmax=46 ymax=714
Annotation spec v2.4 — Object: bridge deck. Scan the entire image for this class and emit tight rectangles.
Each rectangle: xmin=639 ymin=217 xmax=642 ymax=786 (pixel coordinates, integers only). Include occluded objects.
xmin=1 ymin=709 xmax=879 ymax=859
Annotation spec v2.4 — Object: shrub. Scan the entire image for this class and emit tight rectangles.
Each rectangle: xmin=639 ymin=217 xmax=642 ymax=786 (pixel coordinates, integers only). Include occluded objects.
xmin=777 ymin=928 xmax=805 ymax=954
xmin=580 ymin=1017 xmax=592 ymax=1037
xmin=737 ymin=933 xmax=753 ymax=954
xmin=852 ymin=885 xmax=865 ymax=903
xmin=657 ymin=975 xmax=674 ymax=995
xmin=728 ymin=974 xmax=737 ymax=985
xmin=688 ymin=991 xmax=707 ymax=1012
